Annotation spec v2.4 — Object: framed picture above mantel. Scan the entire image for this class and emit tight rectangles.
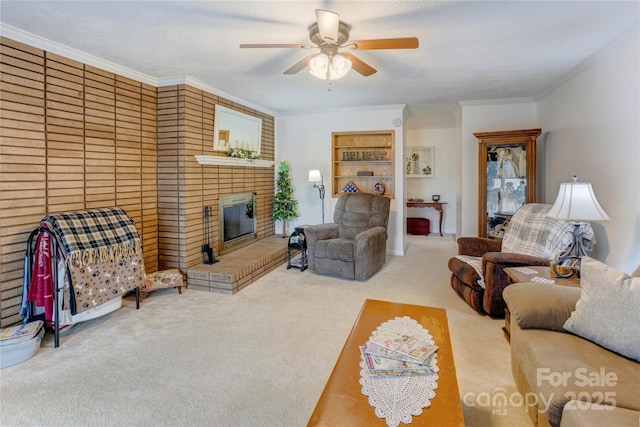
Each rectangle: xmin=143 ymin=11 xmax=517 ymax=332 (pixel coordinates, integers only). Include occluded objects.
xmin=406 ymin=146 xmax=434 ymax=178
xmin=331 ymin=130 xmax=395 ymax=199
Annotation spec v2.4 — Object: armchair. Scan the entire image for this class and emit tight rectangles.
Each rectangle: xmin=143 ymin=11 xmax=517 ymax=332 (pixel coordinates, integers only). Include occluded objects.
xmin=448 ymin=203 xmax=595 ymax=317
xmin=305 ymin=193 xmax=390 ymax=280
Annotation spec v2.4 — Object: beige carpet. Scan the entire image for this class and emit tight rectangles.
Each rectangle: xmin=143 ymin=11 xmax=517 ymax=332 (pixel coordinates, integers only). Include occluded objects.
xmin=0 ymin=235 xmax=532 ymax=426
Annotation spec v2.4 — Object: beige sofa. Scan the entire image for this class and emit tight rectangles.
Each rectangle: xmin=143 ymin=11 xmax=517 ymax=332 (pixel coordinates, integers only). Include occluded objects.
xmin=503 ymin=258 xmax=640 ymax=427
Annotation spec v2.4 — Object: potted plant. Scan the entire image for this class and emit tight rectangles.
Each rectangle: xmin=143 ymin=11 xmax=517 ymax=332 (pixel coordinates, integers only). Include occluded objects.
xmin=272 ymin=161 xmax=298 ymax=237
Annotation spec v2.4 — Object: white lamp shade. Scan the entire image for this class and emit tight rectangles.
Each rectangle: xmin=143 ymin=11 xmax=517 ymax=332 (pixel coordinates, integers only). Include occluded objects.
xmin=309 ymin=53 xmax=352 ymax=80
xmin=329 ymin=54 xmax=352 ymax=80
xmin=309 ymin=54 xmax=329 ymax=79
xmin=308 ymin=170 xmax=322 ymax=183
xmin=547 ymin=180 xmax=610 ymax=221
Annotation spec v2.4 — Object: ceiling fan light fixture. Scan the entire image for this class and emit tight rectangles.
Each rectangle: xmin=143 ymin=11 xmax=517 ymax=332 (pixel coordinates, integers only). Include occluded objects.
xmin=309 ymin=53 xmax=329 ymax=79
xmin=309 ymin=53 xmax=352 ymax=80
xmin=329 ymin=54 xmax=352 ymax=79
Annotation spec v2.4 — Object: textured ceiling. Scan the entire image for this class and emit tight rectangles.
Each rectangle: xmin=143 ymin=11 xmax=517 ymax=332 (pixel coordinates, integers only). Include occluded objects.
xmin=1 ymin=1 xmax=638 ymax=127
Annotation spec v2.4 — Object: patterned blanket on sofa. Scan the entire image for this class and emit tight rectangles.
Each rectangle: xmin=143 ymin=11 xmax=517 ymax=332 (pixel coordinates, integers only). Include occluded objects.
xmin=453 ymin=204 xmax=596 ymax=290
xmin=500 ymin=203 xmax=595 ymax=260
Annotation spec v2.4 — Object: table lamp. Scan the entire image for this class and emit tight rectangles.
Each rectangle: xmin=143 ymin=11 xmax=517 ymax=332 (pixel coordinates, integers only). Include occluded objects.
xmin=547 ymin=176 xmax=610 ymax=277
xmin=308 ymin=169 xmax=325 ymax=224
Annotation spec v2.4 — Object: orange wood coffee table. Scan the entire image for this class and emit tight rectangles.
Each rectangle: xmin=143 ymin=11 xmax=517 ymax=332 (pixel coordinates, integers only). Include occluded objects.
xmin=307 ymin=299 xmax=464 ymax=426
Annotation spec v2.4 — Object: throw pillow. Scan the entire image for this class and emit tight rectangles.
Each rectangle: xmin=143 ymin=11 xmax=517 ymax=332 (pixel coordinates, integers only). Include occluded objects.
xmin=503 ymin=283 xmax=581 ymax=331
xmin=563 ymin=256 xmax=640 ymax=362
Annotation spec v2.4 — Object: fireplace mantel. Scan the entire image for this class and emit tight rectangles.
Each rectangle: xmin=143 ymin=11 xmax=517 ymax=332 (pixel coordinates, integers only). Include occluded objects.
xmin=195 ymin=156 xmax=275 ymax=168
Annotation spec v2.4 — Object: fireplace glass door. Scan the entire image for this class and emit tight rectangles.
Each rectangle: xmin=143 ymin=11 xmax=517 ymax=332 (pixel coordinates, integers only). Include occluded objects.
xmin=219 ymin=192 xmax=257 ymax=254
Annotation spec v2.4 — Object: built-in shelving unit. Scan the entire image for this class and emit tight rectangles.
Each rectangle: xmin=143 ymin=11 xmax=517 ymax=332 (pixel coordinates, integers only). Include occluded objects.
xmin=332 ymin=131 xmax=395 ymax=198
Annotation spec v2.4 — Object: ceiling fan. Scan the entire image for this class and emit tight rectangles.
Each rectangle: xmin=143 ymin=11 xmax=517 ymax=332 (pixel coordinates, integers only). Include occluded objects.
xmin=240 ymin=9 xmax=419 ymax=80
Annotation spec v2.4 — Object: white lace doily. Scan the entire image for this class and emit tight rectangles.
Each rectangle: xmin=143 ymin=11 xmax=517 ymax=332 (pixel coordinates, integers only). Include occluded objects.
xmin=359 ymin=316 xmax=439 ymax=427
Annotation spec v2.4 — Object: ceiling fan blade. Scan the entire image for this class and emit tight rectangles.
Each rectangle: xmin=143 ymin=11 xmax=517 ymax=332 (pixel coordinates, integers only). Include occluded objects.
xmin=240 ymin=43 xmax=311 ymax=49
xmin=342 ymin=52 xmax=377 ymax=77
xmin=315 ymin=9 xmax=340 ymax=44
xmin=349 ymin=37 xmax=419 ymax=50
xmin=283 ymin=55 xmax=314 ymax=75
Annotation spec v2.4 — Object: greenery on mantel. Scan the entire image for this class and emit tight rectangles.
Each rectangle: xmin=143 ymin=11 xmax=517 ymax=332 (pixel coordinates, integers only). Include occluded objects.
xmin=228 ymin=147 xmax=261 ymax=161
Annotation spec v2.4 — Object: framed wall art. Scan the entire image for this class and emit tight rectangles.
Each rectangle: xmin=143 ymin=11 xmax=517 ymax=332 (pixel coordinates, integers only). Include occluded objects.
xmin=406 ymin=146 xmax=434 ymax=177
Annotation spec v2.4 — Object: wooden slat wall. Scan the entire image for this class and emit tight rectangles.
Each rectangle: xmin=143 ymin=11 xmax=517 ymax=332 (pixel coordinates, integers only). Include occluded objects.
xmin=0 ymin=36 xmax=274 ymax=326
xmin=0 ymin=37 xmax=158 ymax=327
xmin=0 ymin=38 xmax=46 ymax=327
xmin=157 ymin=85 xmax=275 ymax=271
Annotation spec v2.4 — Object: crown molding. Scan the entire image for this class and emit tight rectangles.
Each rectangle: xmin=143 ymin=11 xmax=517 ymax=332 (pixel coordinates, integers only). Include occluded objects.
xmin=1 ymin=24 xmax=273 ymax=115
xmin=276 ymin=104 xmax=407 ymax=117
xmin=0 ymin=24 xmax=157 ymax=86
xmin=458 ymin=97 xmax=536 ymax=107
xmin=157 ymin=75 xmax=276 ymax=116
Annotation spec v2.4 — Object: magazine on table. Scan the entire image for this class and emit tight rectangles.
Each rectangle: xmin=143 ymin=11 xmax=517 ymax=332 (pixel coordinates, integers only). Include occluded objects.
xmin=366 ymin=330 xmax=439 ymax=364
xmin=359 ymin=346 xmax=436 ymax=377
xmin=364 ymin=341 xmax=437 ymax=365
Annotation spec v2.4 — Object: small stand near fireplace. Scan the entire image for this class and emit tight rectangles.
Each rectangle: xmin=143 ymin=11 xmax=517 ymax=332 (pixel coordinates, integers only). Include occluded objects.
xmin=287 ymin=226 xmax=308 ymax=271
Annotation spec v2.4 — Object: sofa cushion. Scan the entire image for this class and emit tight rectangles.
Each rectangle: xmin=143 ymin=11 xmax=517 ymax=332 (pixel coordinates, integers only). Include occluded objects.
xmin=448 ymin=256 xmax=484 ymax=291
xmin=560 ymin=401 xmax=640 ymax=427
xmin=511 ymin=327 xmax=640 ymax=427
xmin=501 ymin=204 xmax=594 ymax=259
xmin=452 ymin=255 xmax=485 ymax=288
xmin=334 ymin=193 xmax=390 ymax=240
xmin=563 ymin=257 xmax=640 ymax=362
xmin=314 ymin=238 xmax=354 ymax=262
xmin=503 ymin=283 xmax=581 ymax=331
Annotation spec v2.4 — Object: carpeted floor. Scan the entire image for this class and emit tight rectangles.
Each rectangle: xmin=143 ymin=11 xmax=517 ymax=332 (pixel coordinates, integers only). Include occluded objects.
xmin=0 ymin=235 xmax=533 ymax=426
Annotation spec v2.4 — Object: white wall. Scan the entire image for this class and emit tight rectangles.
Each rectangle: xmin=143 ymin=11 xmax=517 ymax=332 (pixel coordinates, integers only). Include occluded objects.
xmin=405 ymin=128 xmax=457 ymax=234
xmin=458 ymin=100 xmax=538 ymax=236
xmin=275 ymin=105 xmax=406 ymax=256
xmin=273 ymin=25 xmax=639 ymax=273
xmin=537 ymin=25 xmax=640 ymax=273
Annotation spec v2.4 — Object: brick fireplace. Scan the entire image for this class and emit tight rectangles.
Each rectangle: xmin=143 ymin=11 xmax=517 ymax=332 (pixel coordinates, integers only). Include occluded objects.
xmin=156 ymin=84 xmax=278 ymax=290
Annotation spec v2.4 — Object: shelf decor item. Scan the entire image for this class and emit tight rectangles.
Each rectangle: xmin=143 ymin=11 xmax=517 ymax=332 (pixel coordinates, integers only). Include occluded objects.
xmin=341 ymin=182 xmax=360 ymax=193
xmin=432 ymin=195 xmax=440 ymax=202
xmin=374 ymin=182 xmax=385 ymax=195
xmin=227 ymin=147 xmax=260 ymax=161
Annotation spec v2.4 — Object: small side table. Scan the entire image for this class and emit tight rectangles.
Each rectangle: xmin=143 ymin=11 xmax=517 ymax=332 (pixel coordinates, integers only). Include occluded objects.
xmin=504 ymin=266 xmax=581 ymax=288
xmin=502 ymin=266 xmax=580 ymax=342
xmin=287 ymin=226 xmax=308 ymax=271
xmin=406 ymin=201 xmax=447 ymax=236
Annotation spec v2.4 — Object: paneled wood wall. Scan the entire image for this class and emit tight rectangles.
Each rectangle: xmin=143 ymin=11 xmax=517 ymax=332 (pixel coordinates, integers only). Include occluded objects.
xmin=0 ymin=37 xmax=276 ymax=326
xmin=157 ymin=85 xmax=275 ymax=271
xmin=0 ymin=37 xmax=158 ymax=326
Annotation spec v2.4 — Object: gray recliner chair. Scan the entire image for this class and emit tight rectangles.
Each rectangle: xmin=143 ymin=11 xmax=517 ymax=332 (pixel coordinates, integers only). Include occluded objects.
xmin=305 ymin=193 xmax=390 ymax=280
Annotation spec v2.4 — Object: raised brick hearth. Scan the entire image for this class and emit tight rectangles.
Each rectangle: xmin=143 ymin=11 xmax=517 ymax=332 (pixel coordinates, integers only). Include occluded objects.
xmin=185 ymin=235 xmax=289 ymax=294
